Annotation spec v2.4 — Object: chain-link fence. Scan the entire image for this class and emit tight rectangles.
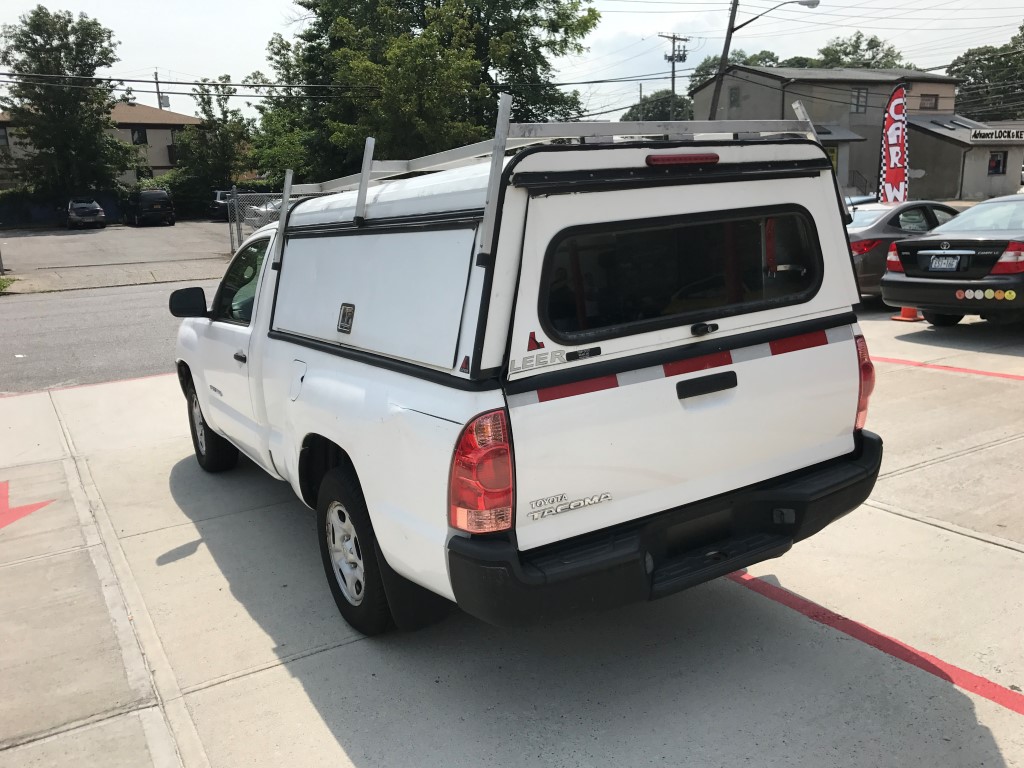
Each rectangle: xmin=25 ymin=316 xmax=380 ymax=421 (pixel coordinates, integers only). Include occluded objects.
xmin=226 ymin=188 xmax=331 ymax=252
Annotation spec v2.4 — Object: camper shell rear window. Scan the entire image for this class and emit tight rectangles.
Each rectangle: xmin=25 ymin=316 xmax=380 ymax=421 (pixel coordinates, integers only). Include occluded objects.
xmin=539 ymin=205 xmax=823 ymax=343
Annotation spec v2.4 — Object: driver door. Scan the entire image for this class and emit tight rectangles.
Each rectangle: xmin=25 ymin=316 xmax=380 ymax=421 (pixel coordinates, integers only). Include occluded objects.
xmin=200 ymin=237 xmax=270 ymax=458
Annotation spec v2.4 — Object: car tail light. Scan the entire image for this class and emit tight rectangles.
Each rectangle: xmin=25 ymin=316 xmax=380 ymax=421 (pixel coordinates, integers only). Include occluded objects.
xmin=885 ymin=243 xmax=904 ymax=272
xmin=850 ymin=239 xmax=881 ymax=256
xmin=449 ymin=410 xmax=514 ymax=533
xmin=991 ymin=242 xmax=1024 ymax=275
xmin=854 ymin=334 xmax=875 ymax=431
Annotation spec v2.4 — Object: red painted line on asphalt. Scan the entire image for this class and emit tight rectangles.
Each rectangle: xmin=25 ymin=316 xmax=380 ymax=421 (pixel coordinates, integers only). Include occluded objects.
xmin=873 ymin=356 xmax=1024 ymax=382
xmin=728 ymin=572 xmax=1024 ymax=716
xmin=0 ymin=372 xmax=176 ymax=399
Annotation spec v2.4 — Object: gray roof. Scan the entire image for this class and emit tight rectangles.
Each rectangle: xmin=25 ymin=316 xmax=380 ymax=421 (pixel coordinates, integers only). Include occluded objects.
xmin=813 ymin=124 xmax=865 ymax=142
xmin=692 ymin=65 xmax=957 ymax=93
xmin=907 ymin=113 xmax=990 ymax=146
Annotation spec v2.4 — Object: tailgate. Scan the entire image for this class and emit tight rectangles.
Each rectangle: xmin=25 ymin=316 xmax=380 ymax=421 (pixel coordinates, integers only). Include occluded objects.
xmin=502 ymin=146 xmax=862 ymax=550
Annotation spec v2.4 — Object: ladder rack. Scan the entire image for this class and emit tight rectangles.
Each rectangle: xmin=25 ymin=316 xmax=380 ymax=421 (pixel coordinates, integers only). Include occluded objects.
xmin=287 ymin=94 xmax=820 ymax=254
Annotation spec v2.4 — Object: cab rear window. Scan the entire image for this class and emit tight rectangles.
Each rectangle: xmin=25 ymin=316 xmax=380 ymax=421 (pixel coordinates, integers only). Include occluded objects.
xmin=541 ymin=207 xmax=822 ymax=342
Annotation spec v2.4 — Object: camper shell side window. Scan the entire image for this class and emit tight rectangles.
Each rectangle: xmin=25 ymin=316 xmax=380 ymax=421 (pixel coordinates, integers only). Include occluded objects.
xmin=538 ymin=205 xmax=824 ymax=344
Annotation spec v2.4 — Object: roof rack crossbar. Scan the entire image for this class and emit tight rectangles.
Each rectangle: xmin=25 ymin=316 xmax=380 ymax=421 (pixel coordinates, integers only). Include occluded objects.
xmin=287 ymin=95 xmax=818 ymax=226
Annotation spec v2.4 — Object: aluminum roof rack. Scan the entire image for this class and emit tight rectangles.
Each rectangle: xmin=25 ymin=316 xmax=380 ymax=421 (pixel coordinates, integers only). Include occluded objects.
xmin=289 ymin=94 xmax=819 ymax=254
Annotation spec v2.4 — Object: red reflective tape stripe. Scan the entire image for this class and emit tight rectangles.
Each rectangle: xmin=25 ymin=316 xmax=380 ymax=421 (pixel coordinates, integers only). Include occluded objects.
xmin=663 ymin=350 xmax=733 ymax=377
xmin=873 ymin=356 xmax=1024 ymax=382
xmin=536 ymin=375 xmax=619 ymax=403
xmin=769 ymin=330 xmax=828 ymax=356
xmin=728 ymin=572 xmax=1024 ymax=716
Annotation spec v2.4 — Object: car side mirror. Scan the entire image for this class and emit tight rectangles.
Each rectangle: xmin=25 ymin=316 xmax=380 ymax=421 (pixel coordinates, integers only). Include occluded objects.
xmin=169 ymin=287 xmax=209 ymax=318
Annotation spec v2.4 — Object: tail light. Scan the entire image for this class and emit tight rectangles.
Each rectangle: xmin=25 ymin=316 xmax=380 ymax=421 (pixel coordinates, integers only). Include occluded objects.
xmin=854 ymin=334 xmax=875 ymax=431
xmin=449 ymin=410 xmax=514 ymax=533
xmin=885 ymin=243 xmax=904 ymax=272
xmin=850 ymin=239 xmax=881 ymax=256
xmin=991 ymin=242 xmax=1024 ymax=275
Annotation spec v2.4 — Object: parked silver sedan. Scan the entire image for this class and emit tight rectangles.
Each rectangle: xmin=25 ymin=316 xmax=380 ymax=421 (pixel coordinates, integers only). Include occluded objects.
xmin=847 ymin=201 xmax=959 ymax=295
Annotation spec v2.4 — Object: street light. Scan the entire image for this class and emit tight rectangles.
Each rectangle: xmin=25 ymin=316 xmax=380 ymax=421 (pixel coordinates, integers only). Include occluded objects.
xmin=707 ymin=0 xmax=820 ymax=119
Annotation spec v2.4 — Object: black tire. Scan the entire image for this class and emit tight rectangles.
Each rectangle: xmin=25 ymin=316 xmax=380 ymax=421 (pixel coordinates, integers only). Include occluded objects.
xmin=317 ymin=469 xmax=392 ymax=635
xmin=922 ymin=311 xmax=963 ymax=327
xmin=185 ymin=381 xmax=238 ymax=472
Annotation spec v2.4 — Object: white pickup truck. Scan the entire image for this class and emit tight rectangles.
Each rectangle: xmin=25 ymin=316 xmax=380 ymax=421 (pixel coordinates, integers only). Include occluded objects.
xmin=171 ymin=108 xmax=882 ymax=635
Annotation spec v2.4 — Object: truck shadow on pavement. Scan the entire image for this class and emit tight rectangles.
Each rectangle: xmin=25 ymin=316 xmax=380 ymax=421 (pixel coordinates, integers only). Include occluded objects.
xmin=166 ymin=456 xmax=1008 ymax=768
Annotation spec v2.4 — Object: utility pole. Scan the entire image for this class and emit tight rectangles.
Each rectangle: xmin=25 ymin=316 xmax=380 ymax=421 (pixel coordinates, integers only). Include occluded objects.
xmin=659 ymin=33 xmax=690 ymax=121
xmin=154 ymin=70 xmax=166 ymax=110
xmin=708 ymin=0 xmax=740 ymax=119
xmin=639 ymin=83 xmax=644 ymax=121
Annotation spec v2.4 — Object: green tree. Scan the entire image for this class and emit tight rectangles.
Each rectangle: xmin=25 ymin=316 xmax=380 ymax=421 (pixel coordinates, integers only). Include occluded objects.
xmin=155 ymin=77 xmax=254 ymax=216
xmin=817 ymin=32 xmax=910 ymax=69
xmin=175 ymin=76 xmax=253 ymax=188
xmin=948 ymin=22 xmax=1024 ymax=121
xmin=620 ymin=89 xmax=693 ymax=121
xmin=248 ymin=0 xmax=599 ymax=182
xmin=688 ymin=49 xmax=777 ymax=94
xmin=0 ymin=6 xmax=139 ymax=197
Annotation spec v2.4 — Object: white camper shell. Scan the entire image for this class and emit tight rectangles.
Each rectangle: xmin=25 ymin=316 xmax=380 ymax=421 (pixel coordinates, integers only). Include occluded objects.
xmin=172 ymin=100 xmax=882 ymax=634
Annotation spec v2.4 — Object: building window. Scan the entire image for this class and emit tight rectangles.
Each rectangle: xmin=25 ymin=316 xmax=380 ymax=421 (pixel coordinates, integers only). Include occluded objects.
xmin=988 ymin=151 xmax=1007 ymax=176
xmin=728 ymin=86 xmax=740 ymax=108
xmin=131 ymin=127 xmax=148 ymax=145
xmin=0 ymin=126 xmax=8 ymax=149
xmin=850 ymin=88 xmax=868 ymax=113
xmin=919 ymin=93 xmax=939 ymax=110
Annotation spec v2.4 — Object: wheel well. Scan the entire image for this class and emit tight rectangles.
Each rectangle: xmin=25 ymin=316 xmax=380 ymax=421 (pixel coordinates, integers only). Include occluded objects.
xmin=298 ymin=434 xmax=359 ymax=508
xmin=176 ymin=361 xmax=192 ymax=397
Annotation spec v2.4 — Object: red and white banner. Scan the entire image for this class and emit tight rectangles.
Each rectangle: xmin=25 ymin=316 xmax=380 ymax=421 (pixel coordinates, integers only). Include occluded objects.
xmin=878 ymin=84 xmax=908 ymax=203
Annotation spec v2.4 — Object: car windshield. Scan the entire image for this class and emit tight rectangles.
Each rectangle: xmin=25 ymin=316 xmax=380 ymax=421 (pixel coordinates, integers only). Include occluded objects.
xmin=848 ymin=208 xmax=886 ymax=228
xmin=931 ymin=200 xmax=1024 ymax=232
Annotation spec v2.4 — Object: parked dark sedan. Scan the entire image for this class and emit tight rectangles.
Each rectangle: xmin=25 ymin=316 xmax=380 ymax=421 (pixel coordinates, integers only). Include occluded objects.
xmin=847 ymin=201 xmax=959 ymax=295
xmin=65 ymin=198 xmax=106 ymax=229
xmin=880 ymin=194 xmax=1024 ymax=326
xmin=209 ymin=190 xmax=231 ymax=221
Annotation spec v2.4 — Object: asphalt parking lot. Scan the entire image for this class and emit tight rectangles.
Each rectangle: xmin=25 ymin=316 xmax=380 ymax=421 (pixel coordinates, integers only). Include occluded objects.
xmin=1 ymin=306 xmax=1022 ymax=767
xmin=0 ymin=222 xmax=230 ymax=293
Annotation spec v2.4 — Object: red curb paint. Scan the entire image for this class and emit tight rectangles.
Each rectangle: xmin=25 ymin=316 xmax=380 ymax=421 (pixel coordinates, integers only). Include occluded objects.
xmin=0 ymin=481 xmax=55 ymax=530
xmin=873 ymin=356 xmax=1024 ymax=382
xmin=728 ymin=571 xmax=1024 ymax=716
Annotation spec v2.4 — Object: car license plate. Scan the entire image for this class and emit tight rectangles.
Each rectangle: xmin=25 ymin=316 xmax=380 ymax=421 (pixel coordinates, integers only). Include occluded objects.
xmin=152 ymin=204 xmax=162 ymax=210
xmin=929 ymin=255 xmax=959 ymax=271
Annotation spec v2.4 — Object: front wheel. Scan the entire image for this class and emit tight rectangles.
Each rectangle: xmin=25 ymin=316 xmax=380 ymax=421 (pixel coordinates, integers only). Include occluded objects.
xmin=922 ymin=311 xmax=963 ymax=327
xmin=317 ymin=469 xmax=392 ymax=635
xmin=185 ymin=381 xmax=238 ymax=472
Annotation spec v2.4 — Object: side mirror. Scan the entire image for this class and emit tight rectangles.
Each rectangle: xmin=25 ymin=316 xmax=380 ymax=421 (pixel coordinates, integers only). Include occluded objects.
xmin=169 ymin=287 xmax=209 ymax=318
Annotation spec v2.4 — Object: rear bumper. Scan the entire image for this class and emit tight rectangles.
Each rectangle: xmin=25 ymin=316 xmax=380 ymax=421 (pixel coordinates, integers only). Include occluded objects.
xmin=448 ymin=431 xmax=882 ymax=626
xmin=137 ymin=210 xmax=175 ymax=223
xmin=880 ymin=272 xmax=1024 ymax=314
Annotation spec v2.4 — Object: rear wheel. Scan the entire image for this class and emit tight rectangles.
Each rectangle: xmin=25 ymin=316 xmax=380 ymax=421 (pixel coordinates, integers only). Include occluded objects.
xmin=185 ymin=381 xmax=238 ymax=472
xmin=922 ymin=311 xmax=963 ymax=327
xmin=317 ymin=469 xmax=392 ymax=635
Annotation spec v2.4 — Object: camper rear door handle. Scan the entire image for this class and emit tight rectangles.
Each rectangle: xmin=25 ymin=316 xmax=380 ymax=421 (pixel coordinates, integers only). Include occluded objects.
xmin=690 ymin=322 xmax=719 ymax=337
xmin=233 ymin=351 xmax=247 ymax=364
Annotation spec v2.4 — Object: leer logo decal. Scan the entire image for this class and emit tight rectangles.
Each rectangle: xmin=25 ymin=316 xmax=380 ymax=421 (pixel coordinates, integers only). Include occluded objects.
xmin=527 ymin=492 xmax=613 ymax=521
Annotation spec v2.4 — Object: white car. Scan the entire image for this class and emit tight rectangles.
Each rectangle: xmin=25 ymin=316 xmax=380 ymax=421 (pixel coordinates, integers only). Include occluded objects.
xmin=170 ymin=111 xmax=882 ymax=635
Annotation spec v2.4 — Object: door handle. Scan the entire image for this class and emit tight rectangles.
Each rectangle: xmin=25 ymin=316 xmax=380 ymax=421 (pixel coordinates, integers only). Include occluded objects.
xmin=233 ymin=352 xmax=247 ymax=364
xmin=676 ymin=371 xmax=736 ymax=400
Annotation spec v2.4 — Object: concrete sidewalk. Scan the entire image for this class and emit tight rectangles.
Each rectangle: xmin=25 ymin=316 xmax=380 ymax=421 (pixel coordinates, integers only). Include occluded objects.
xmin=1 ymin=337 xmax=1022 ymax=765
xmin=1 ymin=258 xmax=229 ymax=294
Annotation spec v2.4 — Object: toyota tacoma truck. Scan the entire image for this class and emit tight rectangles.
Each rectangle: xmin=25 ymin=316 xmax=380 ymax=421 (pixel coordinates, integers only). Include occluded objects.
xmin=170 ymin=104 xmax=882 ymax=635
